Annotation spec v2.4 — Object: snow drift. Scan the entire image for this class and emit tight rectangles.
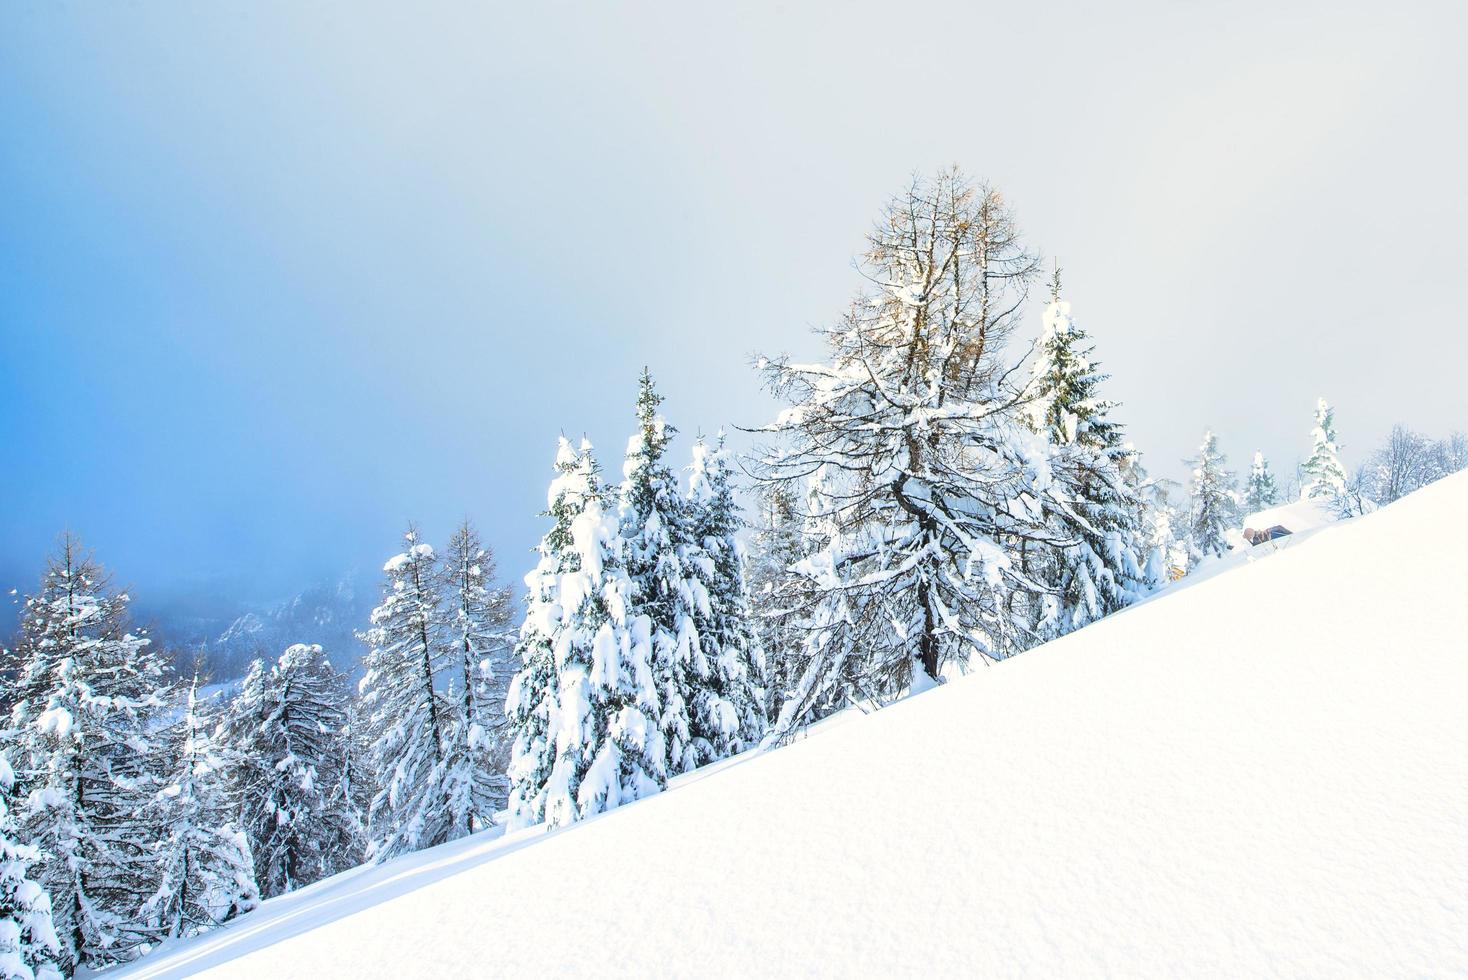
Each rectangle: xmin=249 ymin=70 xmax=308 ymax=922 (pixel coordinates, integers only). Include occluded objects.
xmin=108 ymin=474 xmax=1468 ymax=978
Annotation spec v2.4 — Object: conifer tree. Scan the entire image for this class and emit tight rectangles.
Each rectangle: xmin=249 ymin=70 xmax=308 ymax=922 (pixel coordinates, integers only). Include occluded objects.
xmin=755 ymin=170 xmax=1061 ymax=740
xmin=146 ymin=677 xmax=258 ymax=939
xmin=683 ymin=432 xmax=766 ymax=761
xmin=505 ymin=438 xmax=663 ymax=830
xmin=1026 ymin=279 xmax=1157 ymax=638
xmin=7 ymin=535 xmax=169 ymax=974
xmin=617 ymin=371 xmax=705 ymax=775
xmin=1243 ymin=451 xmax=1279 ymax=513
xmin=325 ymin=708 xmax=371 ymax=873
xmin=358 ymin=530 xmax=456 ymax=861
xmin=222 ymin=646 xmax=351 ymax=898
xmin=441 ymin=520 xmax=514 ymax=830
xmin=0 ymin=751 xmax=59 ymax=980
xmin=1186 ymin=431 xmax=1239 ymax=561
xmin=1302 ymin=398 xmax=1348 ymax=502
xmin=1144 ymin=492 xmax=1190 ymax=584
xmin=744 ymin=480 xmax=808 ymax=724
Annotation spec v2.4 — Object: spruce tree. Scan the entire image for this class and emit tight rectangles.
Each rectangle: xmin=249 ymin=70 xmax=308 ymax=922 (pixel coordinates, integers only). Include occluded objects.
xmin=505 ymin=438 xmax=663 ymax=830
xmin=1243 ymin=451 xmax=1279 ymax=513
xmin=1301 ymin=398 xmax=1348 ymax=502
xmin=441 ymin=520 xmax=514 ymax=831
xmin=358 ymin=529 xmax=456 ymax=861
xmin=1026 ymin=281 xmax=1157 ymax=638
xmin=7 ymin=535 xmax=170 ymax=974
xmin=0 ymin=751 xmax=59 ymax=980
xmin=755 ymin=170 xmax=1061 ymax=740
xmin=146 ymin=677 xmax=258 ymax=939
xmin=222 ymin=646 xmax=351 ymax=898
xmin=683 ymin=432 xmax=767 ymax=761
xmin=617 ymin=370 xmax=704 ymax=775
xmin=1186 ymin=431 xmax=1239 ymax=561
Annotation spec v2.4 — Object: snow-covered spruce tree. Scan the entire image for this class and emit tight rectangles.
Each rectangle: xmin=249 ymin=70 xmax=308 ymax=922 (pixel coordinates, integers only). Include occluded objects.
xmin=1243 ymin=451 xmax=1279 ymax=513
xmin=505 ymin=438 xmax=663 ymax=830
xmin=754 ymin=170 xmax=1061 ymax=741
xmin=441 ymin=520 xmax=515 ymax=830
xmin=1185 ymin=431 xmax=1239 ymax=561
xmin=683 ymin=432 xmax=766 ymax=761
xmin=1143 ymin=486 xmax=1190 ymax=583
xmin=0 ymin=751 xmax=59 ymax=980
xmin=1301 ymin=398 xmax=1347 ymax=503
xmin=616 ymin=371 xmax=706 ymax=775
xmin=7 ymin=535 xmax=169 ymax=974
xmin=221 ymin=646 xmax=351 ymax=898
xmin=358 ymin=529 xmax=457 ymax=861
xmin=1025 ymin=276 xmax=1157 ymax=639
xmin=146 ymin=677 xmax=258 ymax=940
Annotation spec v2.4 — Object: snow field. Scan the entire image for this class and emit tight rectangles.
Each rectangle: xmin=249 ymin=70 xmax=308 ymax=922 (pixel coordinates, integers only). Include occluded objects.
xmin=109 ymin=473 xmax=1468 ymax=979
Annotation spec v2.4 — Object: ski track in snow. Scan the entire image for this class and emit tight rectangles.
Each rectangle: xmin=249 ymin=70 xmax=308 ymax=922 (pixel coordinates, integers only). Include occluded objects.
xmin=102 ymin=474 xmax=1468 ymax=979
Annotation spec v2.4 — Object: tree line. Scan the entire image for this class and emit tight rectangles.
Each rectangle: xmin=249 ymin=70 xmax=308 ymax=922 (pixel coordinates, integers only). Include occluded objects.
xmin=3 ymin=168 xmax=1463 ymax=980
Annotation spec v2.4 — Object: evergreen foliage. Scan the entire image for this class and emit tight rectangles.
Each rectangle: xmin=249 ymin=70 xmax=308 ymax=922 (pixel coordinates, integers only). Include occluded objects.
xmin=1243 ymin=451 xmax=1279 ymax=513
xmin=0 ymin=751 xmax=59 ymax=980
xmin=441 ymin=521 xmax=515 ymax=830
xmin=743 ymin=480 xmax=810 ymax=724
xmin=617 ymin=370 xmax=704 ymax=774
xmin=6 ymin=536 xmax=170 ymax=974
xmin=1026 ymin=287 xmax=1158 ymax=638
xmin=1186 ymin=431 xmax=1239 ymax=560
xmin=357 ymin=530 xmax=456 ymax=861
xmin=1302 ymin=398 xmax=1348 ymax=502
xmin=506 ymin=438 xmax=664 ymax=830
xmin=222 ymin=646 xmax=353 ymax=898
xmin=146 ymin=677 xmax=258 ymax=939
xmin=683 ymin=432 xmax=767 ymax=760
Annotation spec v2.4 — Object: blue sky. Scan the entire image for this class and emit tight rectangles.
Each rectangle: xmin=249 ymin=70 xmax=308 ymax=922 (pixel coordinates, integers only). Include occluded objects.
xmin=3 ymin=0 xmax=1465 ymax=617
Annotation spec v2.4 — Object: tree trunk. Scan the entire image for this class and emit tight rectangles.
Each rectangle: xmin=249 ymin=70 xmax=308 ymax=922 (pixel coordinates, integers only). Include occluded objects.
xmin=917 ymin=576 xmax=939 ymax=681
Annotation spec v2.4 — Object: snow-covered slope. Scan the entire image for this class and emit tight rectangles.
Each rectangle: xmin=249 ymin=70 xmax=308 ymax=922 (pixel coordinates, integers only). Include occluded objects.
xmin=1241 ymin=494 xmax=1339 ymax=536
xmin=109 ymin=475 xmax=1468 ymax=979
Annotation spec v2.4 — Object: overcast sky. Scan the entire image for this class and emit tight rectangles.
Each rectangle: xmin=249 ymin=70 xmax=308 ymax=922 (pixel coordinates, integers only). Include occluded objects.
xmin=3 ymin=0 xmax=1465 ymax=610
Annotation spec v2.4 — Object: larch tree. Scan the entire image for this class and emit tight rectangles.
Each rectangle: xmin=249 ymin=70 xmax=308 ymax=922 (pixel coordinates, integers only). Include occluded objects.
xmin=1243 ymin=451 xmax=1279 ymax=513
xmin=742 ymin=479 xmax=810 ymax=724
xmin=0 ymin=750 xmax=59 ymax=980
xmin=222 ymin=646 xmax=351 ymax=898
xmin=505 ymin=438 xmax=664 ymax=830
xmin=146 ymin=677 xmax=258 ymax=939
xmin=753 ymin=169 xmax=1061 ymax=742
xmin=7 ymin=535 xmax=170 ymax=974
xmin=1186 ymin=431 xmax=1239 ymax=561
xmin=325 ymin=704 xmax=371 ymax=874
xmin=357 ymin=529 xmax=455 ymax=861
xmin=1301 ymin=398 xmax=1347 ymax=503
xmin=441 ymin=520 xmax=515 ymax=830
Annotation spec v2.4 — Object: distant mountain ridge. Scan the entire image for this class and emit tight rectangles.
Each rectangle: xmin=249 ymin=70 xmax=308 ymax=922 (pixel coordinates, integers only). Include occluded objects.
xmin=138 ymin=573 xmax=377 ymax=681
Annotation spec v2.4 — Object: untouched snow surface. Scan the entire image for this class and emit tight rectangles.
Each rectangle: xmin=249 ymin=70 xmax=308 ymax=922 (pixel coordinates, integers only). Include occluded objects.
xmin=109 ymin=475 xmax=1468 ymax=978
